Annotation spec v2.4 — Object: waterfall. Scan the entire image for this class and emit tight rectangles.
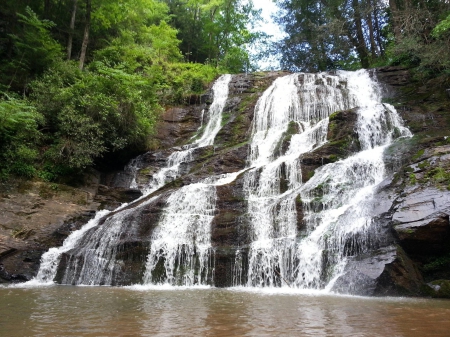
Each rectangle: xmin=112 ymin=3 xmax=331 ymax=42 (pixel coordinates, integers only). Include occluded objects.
xmin=29 ymin=70 xmax=410 ymax=291
xmin=139 ymin=74 xmax=232 ymax=195
xmin=142 ymin=172 xmax=239 ymax=286
xmin=241 ymin=70 xmax=411 ymax=289
xmin=30 ymin=74 xmax=232 ymax=285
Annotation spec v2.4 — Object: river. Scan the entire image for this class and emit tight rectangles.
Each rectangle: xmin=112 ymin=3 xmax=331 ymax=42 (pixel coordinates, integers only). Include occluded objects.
xmin=1 ymin=286 xmax=449 ymax=336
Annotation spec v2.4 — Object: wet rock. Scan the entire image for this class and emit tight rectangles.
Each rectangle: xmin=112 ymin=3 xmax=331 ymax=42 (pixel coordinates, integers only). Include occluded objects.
xmin=392 ymin=188 xmax=450 ymax=255
xmin=332 ymin=245 xmax=423 ymax=296
xmin=155 ymin=104 xmax=206 ymax=149
xmin=375 ymin=66 xmax=410 ymax=88
xmin=300 ymin=109 xmax=360 ymax=182
xmin=95 ymin=185 xmax=143 ymax=210
xmin=54 ymin=193 xmax=168 ymax=286
xmin=163 ymin=107 xmax=193 ymax=123
xmin=424 ymin=279 xmax=450 ymax=298
xmin=101 ymin=170 xmax=134 ymax=189
xmin=212 ymin=174 xmax=250 ymax=287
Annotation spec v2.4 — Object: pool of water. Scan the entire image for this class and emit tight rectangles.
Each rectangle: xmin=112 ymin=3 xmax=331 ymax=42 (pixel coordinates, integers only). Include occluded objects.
xmin=1 ymin=285 xmax=449 ymax=336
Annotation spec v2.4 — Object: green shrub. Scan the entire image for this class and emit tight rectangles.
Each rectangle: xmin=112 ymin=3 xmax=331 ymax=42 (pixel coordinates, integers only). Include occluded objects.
xmin=0 ymin=94 xmax=43 ymax=178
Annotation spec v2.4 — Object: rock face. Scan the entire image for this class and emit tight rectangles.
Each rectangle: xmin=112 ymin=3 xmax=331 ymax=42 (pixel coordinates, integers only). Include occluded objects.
xmin=0 ymin=177 xmax=100 ymax=283
xmin=370 ymin=67 xmax=450 ymax=296
xmin=300 ymin=108 xmax=360 ymax=182
xmin=212 ymin=173 xmax=251 ymax=287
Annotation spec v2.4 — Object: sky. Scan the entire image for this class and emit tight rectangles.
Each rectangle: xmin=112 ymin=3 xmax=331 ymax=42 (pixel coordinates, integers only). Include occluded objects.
xmin=248 ymin=0 xmax=285 ymax=70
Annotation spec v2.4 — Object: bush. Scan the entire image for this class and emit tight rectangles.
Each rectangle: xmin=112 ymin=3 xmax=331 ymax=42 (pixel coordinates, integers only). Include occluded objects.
xmin=31 ymin=61 xmax=162 ymax=169
xmin=0 ymin=94 xmax=43 ymax=178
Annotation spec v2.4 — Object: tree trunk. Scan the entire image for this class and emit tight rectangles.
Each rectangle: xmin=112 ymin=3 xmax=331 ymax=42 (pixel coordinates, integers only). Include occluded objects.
xmin=44 ymin=0 xmax=51 ymax=19
xmin=389 ymin=0 xmax=402 ymax=42
xmin=67 ymin=0 xmax=78 ymax=61
xmin=79 ymin=0 xmax=91 ymax=70
xmin=366 ymin=12 xmax=378 ymax=58
xmin=352 ymin=0 xmax=370 ymax=68
xmin=373 ymin=3 xmax=384 ymax=55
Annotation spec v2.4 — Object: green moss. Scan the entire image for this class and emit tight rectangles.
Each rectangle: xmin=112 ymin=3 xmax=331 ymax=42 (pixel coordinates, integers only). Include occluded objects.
xmin=425 ymin=167 xmax=450 ymax=184
xmin=139 ymin=168 xmax=152 ymax=175
xmin=328 ymin=154 xmax=338 ymax=162
xmin=12 ymin=226 xmax=34 ymax=239
xmin=398 ymin=227 xmax=415 ymax=235
xmin=329 ymin=111 xmax=340 ymax=121
xmin=190 ymin=124 xmax=206 ymax=142
xmin=286 ymin=121 xmax=298 ymax=135
xmin=38 ymin=183 xmax=56 ymax=199
xmin=417 ymin=160 xmax=430 ymax=170
xmin=221 ymin=112 xmax=231 ymax=126
xmin=428 ymin=280 xmax=450 ymax=298
xmin=423 ymin=254 xmax=450 ymax=272
xmin=409 ymin=173 xmax=417 ymax=184
xmin=306 ymin=171 xmax=315 ymax=181
xmin=412 ymin=149 xmax=425 ymax=161
xmin=328 ymin=121 xmax=337 ymax=132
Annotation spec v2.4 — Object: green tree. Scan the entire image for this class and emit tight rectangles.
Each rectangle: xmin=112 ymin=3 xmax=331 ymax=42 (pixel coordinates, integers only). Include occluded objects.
xmin=2 ymin=7 xmax=62 ymax=90
xmin=31 ymin=60 xmax=161 ymax=169
xmin=275 ymin=0 xmax=388 ymax=71
xmin=163 ymin=0 xmax=261 ymax=72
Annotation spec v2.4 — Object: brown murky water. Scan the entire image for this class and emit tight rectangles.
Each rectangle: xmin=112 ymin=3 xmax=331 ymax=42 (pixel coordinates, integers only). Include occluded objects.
xmin=1 ymin=285 xmax=449 ymax=336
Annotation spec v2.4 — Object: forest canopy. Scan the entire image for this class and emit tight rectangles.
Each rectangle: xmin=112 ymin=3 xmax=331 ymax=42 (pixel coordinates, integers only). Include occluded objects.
xmin=275 ymin=0 xmax=450 ymax=73
xmin=0 ymin=0 xmax=261 ymax=180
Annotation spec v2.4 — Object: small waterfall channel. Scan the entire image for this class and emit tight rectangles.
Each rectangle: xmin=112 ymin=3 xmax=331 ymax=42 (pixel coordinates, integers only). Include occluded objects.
xmin=30 ymin=70 xmax=410 ymax=292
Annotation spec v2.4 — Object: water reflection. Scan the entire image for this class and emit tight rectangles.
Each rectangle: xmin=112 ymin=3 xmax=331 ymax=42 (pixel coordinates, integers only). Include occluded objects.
xmin=1 ymin=286 xmax=450 ymax=336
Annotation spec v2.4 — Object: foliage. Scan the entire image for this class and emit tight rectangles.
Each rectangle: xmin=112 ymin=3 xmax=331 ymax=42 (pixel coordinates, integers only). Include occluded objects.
xmin=276 ymin=0 xmax=388 ymax=71
xmin=31 ymin=60 xmax=161 ymax=169
xmin=275 ymin=0 xmax=450 ymax=76
xmin=2 ymin=7 xmax=62 ymax=91
xmin=0 ymin=0 xmax=252 ymax=181
xmin=386 ymin=2 xmax=450 ymax=77
xmin=0 ymin=94 xmax=43 ymax=178
xmin=432 ymin=14 xmax=450 ymax=38
xmin=162 ymin=0 xmax=261 ymax=72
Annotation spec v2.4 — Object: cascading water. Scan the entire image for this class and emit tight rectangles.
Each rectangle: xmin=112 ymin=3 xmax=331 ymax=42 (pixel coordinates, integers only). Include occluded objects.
xmin=138 ymin=74 xmax=232 ymax=195
xmin=30 ymin=74 xmax=232 ymax=285
xmin=240 ymin=70 xmax=410 ymax=289
xmin=142 ymin=172 xmax=240 ymax=286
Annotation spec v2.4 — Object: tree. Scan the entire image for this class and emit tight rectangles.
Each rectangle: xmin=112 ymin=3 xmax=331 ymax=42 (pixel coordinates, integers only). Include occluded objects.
xmin=163 ymin=0 xmax=261 ymax=72
xmin=275 ymin=0 xmax=388 ymax=71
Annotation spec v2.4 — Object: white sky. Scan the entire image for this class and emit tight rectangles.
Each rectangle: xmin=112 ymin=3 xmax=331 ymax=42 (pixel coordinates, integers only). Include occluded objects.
xmin=252 ymin=0 xmax=284 ymax=39
xmin=248 ymin=0 xmax=285 ymax=70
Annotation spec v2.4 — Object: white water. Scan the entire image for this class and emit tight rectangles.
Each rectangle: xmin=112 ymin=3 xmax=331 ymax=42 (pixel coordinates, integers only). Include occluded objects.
xmin=138 ymin=74 xmax=232 ymax=195
xmin=29 ymin=210 xmax=110 ymax=285
xmin=142 ymin=171 xmax=242 ymax=286
xmin=29 ymin=75 xmax=232 ymax=286
xmin=241 ymin=70 xmax=411 ymax=289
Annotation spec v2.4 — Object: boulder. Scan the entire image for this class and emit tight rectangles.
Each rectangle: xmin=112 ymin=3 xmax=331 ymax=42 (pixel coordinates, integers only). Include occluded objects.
xmin=332 ymin=245 xmax=423 ymax=296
